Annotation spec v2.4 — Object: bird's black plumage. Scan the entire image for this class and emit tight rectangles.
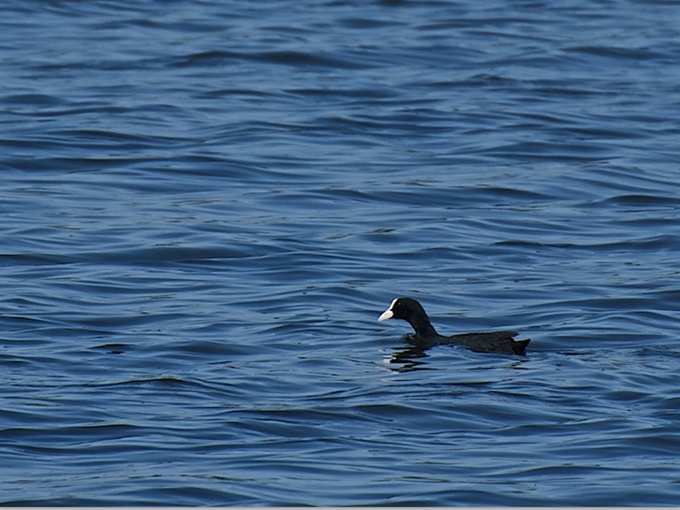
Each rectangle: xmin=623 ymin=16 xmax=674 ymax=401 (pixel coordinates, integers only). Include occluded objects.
xmin=379 ymin=297 xmax=530 ymax=355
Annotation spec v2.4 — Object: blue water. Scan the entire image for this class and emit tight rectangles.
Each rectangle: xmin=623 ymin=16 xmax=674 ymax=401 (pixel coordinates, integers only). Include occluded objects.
xmin=3 ymin=0 xmax=680 ymax=505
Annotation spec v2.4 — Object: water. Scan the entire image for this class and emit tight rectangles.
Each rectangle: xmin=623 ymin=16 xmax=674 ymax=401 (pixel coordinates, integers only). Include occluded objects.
xmin=2 ymin=0 xmax=680 ymax=505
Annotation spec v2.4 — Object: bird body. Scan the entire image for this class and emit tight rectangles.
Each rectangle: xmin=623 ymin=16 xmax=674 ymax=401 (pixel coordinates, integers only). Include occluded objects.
xmin=379 ymin=297 xmax=530 ymax=355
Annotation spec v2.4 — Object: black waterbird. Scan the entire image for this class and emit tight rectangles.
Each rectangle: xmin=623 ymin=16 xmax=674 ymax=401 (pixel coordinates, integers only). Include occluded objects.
xmin=379 ymin=297 xmax=530 ymax=355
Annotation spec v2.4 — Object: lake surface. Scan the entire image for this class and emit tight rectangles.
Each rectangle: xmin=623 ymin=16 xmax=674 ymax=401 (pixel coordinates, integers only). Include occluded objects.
xmin=2 ymin=0 xmax=680 ymax=506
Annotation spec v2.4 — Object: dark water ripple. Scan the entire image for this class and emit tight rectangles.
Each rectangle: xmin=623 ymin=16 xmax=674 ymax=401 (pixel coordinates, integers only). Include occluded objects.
xmin=3 ymin=0 xmax=680 ymax=506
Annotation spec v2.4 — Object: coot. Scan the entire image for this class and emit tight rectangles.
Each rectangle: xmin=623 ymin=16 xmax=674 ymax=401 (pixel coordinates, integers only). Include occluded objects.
xmin=379 ymin=297 xmax=530 ymax=355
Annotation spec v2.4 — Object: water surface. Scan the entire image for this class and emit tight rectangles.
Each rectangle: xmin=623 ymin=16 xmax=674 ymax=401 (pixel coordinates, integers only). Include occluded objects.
xmin=2 ymin=0 xmax=680 ymax=505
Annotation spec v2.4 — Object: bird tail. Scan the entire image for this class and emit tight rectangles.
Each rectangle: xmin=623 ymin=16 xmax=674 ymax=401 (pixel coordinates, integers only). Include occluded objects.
xmin=513 ymin=338 xmax=531 ymax=355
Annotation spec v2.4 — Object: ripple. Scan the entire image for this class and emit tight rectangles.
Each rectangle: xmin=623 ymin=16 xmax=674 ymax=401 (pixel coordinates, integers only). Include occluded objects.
xmin=172 ymin=49 xmax=370 ymax=70
xmin=565 ymin=45 xmax=664 ymax=60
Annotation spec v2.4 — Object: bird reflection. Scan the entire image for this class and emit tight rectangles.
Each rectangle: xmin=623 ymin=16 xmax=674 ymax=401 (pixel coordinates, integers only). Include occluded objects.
xmin=385 ymin=340 xmax=430 ymax=372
